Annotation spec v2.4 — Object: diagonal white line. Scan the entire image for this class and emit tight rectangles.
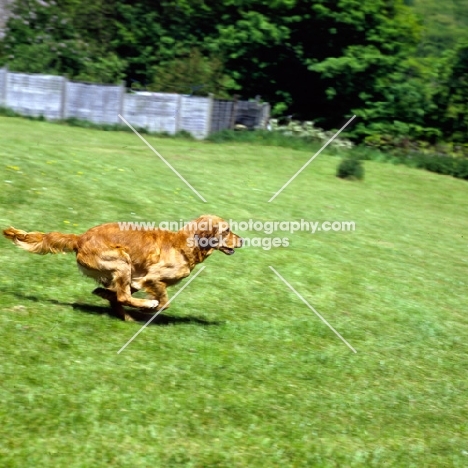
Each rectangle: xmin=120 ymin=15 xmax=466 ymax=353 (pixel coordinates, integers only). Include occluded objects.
xmin=268 ymin=115 xmax=356 ymax=202
xmin=117 ymin=266 xmax=206 ymax=354
xmin=118 ymin=114 xmax=207 ymax=202
xmin=269 ymin=266 xmax=357 ymax=353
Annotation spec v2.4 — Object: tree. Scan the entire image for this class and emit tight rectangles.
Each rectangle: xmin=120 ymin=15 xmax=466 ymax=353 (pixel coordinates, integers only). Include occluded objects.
xmin=431 ymin=41 xmax=468 ymax=142
xmin=0 ymin=0 xmax=126 ymax=83
xmin=149 ymin=48 xmax=238 ymax=98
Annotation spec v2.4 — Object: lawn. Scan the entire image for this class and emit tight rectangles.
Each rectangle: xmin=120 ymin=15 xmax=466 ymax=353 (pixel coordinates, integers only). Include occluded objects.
xmin=0 ymin=115 xmax=467 ymax=467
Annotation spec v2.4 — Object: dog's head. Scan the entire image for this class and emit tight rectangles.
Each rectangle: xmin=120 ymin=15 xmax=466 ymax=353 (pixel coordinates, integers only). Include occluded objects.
xmin=185 ymin=215 xmax=243 ymax=255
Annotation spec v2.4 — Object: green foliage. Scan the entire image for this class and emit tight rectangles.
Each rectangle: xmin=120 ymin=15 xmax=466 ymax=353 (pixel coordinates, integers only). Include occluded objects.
xmin=454 ymin=157 xmax=468 ymax=179
xmin=0 ymin=0 xmax=123 ymax=83
xmin=357 ymin=137 xmax=468 ymax=181
xmin=430 ymin=41 xmax=468 ymax=142
xmin=414 ymin=154 xmax=468 ymax=180
xmin=420 ymin=154 xmax=456 ymax=175
xmin=149 ymin=48 xmax=238 ymax=98
xmin=75 ymin=53 xmax=127 ymax=84
xmin=207 ymin=117 xmax=354 ymax=153
xmin=336 ymin=158 xmax=364 ymax=180
xmin=207 ymin=128 xmax=325 ymax=153
xmin=412 ymin=0 xmax=468 ymax=56
xmin=349 ymin=59 xmax=443 ymax=142
xmin=305 ymin=1 xmax=422 ymax=125
xmin=173 ymin=129 xmax=196 ymax=140
xmin=0 ymin=106 xmax=19 ymax=118
xmin=270 ymin=101 xmax=289 ymax=117
xmin=268 ymin=118 xmax=353 ymax=149
xmin=363 ymin=132 xmax=468 ymax=158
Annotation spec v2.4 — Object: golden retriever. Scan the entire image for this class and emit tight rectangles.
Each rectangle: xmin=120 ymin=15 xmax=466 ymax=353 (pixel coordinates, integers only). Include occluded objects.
xmin=3 ymin=215 xmax=243 ymax=321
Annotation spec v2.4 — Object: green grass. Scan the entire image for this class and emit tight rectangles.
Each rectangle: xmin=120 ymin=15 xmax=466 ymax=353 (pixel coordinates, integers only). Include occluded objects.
xmin=0 ymin=115 xmax=467 ymax=467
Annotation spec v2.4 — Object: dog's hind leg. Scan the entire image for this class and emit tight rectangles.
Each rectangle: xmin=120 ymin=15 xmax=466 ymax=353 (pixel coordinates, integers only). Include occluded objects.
xmin=78 ymin=248 xmax=158 ymax=320
xmin=92 ymin=288 xmax=134 ymax=321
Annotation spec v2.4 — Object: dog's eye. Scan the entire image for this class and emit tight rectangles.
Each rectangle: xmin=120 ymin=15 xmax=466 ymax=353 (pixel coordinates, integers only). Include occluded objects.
xmin=224 ymin=228 xmax=230 ymax=234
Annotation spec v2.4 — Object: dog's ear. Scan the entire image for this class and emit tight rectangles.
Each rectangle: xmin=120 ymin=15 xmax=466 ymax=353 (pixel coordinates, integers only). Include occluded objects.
xmin=195 ymin=218 xmax=219 ymax=240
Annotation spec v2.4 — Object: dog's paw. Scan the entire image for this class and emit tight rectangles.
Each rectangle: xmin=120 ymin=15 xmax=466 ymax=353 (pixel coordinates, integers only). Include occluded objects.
xmin=147 ymin=299 xmax=159 ymax=309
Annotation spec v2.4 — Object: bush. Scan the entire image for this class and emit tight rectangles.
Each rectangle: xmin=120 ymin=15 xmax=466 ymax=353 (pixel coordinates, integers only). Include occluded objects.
xmin=174 ymin=130 xmax=195 ymax=140
xmin=207 ymin=128 xmax=324 ymax=153
xmin=149 ymin=48 xmax=237 ymax=98
xmin=0 ymin=107 xmax=22 ymax=118
xmin=268 ymin=119 xmax=353 ymax=150
xmin=454 ymin=158 xmax=468 ymax=180
xmin=422 ymin=155 xmax=456 ymax=175
xmin=337 ymin=158 xmax=364 ymax=180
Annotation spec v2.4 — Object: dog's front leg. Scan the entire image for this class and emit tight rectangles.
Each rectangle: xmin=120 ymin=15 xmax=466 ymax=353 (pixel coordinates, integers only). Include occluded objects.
xmin=141 ymin=279 xmax=170 ymax=311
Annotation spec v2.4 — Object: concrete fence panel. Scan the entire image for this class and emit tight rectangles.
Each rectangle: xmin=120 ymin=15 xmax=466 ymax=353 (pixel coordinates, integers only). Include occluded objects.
xmin=123 ymin=92 xmax=179 ymax=133
xmin=179 ymin=95 xmax=212 ymax=139
xmin=6 ymin=72 xmax=64 ymax=119
xmin=64 ymin=82 xmax=123 ymax=124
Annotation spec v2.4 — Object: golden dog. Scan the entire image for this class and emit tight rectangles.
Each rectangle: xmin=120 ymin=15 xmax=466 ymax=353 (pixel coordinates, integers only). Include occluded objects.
xmin=3 ymin=215 xmax=242 ymax=321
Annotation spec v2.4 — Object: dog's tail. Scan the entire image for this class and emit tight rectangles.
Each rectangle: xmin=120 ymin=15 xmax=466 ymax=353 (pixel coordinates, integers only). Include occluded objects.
xmin=3 ymin=227 xmax=79 ymax=254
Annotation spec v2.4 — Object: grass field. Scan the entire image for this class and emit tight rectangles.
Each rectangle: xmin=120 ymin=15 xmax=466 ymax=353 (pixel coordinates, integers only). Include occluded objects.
xmin=0 ymin=115 xmax=467 ymax=467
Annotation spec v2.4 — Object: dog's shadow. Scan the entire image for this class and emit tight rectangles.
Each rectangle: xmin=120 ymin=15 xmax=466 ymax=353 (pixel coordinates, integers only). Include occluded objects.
xmin=5 ymin=291 xmax=222 ymax=326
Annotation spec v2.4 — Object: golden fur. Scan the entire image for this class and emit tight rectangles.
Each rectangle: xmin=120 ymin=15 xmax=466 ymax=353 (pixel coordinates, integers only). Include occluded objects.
xmin=3 ymin=215 xmax=242 ymax=321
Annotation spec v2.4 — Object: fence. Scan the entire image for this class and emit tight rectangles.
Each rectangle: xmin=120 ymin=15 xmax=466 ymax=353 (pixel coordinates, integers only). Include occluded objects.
xmin=0 ymin=68 xmax=270 ymax=139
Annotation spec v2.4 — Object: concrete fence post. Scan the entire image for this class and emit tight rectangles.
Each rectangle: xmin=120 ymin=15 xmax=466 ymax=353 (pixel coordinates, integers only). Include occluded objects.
xmin=1 ymin=66 xmax=7 ymax=107
xmin=255 ymin=95 xmax=261 ymax=128
xmin=60 ymin=76 xmax=68 ymax=120
xmin=230 ymin=94 xmax=239 ymax=130
xmin=206 ymin=93 xmax=214 ymax=136
xmin=261 ymin=103 xmax=271 ymax=129
xmin=175 ymin=93 xmax=182 ymax=132
xmin=119 ymin=81 xmax=125 ymax=121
